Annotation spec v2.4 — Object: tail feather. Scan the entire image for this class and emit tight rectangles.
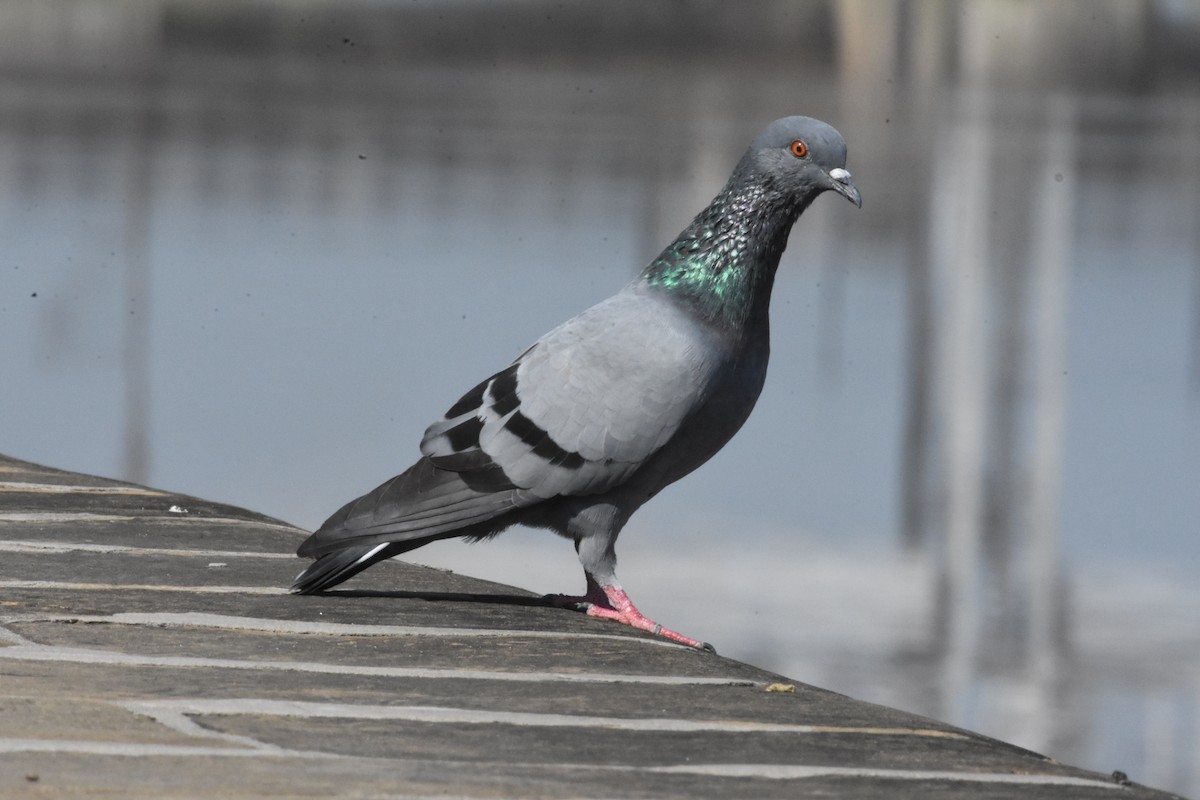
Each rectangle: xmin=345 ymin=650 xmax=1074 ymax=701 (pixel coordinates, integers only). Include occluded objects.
xmin=297 ymin=457 xmax=517 ymax=559
xmin=292 ymin=456 xmax=523 ymax=593
xmin=290 ymin=542 xmax=396 ymax=594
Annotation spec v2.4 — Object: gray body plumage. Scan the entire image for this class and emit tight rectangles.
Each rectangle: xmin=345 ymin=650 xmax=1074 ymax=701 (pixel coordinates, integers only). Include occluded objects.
xmin=292 ymin=116 xmax=861 ymax=637
xmin=293 ymin=281 xmax=762 ymax=593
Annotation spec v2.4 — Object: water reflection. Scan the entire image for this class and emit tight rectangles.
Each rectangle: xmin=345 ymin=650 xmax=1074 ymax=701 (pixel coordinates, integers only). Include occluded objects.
xmin=1 ymin=1 xmax=1198 ymax=794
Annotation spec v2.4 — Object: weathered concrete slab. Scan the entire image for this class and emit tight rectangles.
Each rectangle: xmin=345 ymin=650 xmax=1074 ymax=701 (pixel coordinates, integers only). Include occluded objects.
xmin=0 ymin=454 xmax=1181 ymax=798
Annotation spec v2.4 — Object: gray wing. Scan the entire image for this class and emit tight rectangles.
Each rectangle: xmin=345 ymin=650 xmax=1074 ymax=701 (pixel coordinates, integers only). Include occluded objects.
xmin=421 ymin=286 xmax=724 ymax=502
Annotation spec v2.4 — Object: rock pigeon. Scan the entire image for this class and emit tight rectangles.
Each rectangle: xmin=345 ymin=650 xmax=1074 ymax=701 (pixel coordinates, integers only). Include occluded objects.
xmin=292 ymin=116 xmax=861 ymax=649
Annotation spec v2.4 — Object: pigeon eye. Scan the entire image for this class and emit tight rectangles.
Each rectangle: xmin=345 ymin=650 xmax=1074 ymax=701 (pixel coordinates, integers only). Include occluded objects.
xmin=790 ymin=139 xmax=809 ymax=158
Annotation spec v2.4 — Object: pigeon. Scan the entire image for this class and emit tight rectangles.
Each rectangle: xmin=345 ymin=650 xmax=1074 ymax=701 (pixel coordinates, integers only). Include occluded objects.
xmin=292 ymin=116 xmax=861 ymax=649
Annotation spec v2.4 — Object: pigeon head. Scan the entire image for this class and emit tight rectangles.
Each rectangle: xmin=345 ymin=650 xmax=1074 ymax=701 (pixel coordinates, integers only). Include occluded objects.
xmin=739 ymin=116 xmax=862 ymax=208
xmin=642 ymin=114 xmax=860 ymax=328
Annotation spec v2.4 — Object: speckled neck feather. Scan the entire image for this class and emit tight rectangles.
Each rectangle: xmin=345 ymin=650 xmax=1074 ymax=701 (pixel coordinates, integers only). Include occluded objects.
xmin=641 ymin=176 xmax=810 ymax=330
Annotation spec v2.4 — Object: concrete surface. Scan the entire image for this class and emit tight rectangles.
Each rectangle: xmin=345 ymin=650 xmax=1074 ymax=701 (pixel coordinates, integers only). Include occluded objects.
xmin=0 ymin=453 xmax=1181 ymax=798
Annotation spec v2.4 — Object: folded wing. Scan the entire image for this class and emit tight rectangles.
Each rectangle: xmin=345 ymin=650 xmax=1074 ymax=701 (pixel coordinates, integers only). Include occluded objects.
xmin=421 ymin=289 xmax=719 ymax=502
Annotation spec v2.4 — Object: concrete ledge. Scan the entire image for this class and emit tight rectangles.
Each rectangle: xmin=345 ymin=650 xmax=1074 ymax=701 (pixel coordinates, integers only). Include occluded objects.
xmin=0 ymin=454 xmax=1179 ymax=798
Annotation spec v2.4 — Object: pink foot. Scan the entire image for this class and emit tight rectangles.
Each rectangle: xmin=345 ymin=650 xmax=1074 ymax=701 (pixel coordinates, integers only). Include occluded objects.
xmin=546 ymin=582 xmax=713 ymax=651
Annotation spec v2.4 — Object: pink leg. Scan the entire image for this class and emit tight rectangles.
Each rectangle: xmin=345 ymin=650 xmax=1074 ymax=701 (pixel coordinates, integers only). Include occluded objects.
xmin=546 ymin=576 xmax=712 ymax=651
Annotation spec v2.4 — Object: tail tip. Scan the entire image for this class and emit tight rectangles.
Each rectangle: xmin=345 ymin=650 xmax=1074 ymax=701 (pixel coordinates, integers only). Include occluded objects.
xmin=289 ymin=571 xmax=313 ymax=595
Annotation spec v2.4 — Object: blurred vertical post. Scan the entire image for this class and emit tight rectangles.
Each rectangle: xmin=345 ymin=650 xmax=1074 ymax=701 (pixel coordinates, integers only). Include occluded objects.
xmin=121 ymin=35 xmax=160 ymax=486
xmin=831 ymin=0 xmax=903 ymax=384
xmin=1189 ymin=97 xmax=1200 ymax=399
xmin=1022 ymin=95 xmax=1075 ymax=749
xmin=899 ymin=0 xmax=953 ymax=550
xmin=932 ymin=85 xmax=992 ymax=722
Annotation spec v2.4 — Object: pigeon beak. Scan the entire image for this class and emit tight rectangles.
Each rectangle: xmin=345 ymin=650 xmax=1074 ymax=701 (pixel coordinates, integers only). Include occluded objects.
xmin=828 ymin=168 xmax=862 ymax=208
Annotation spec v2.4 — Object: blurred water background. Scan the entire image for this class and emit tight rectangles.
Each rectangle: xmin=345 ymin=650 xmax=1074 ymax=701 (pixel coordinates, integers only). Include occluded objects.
xmin=1 ymin=0 xmax=1198 ymax=794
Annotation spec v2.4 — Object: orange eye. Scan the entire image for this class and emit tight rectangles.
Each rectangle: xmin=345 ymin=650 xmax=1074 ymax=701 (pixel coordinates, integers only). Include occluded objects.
xmin=790 ymin=139 xmax=809 ymax=158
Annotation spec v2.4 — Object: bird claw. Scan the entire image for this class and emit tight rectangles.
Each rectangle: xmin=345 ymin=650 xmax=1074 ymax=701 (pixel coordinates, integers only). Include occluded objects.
xmin=544 ymin=585 xmax=713 ymax=651
xmin=584 ymin=603 xmax=708 ymax=649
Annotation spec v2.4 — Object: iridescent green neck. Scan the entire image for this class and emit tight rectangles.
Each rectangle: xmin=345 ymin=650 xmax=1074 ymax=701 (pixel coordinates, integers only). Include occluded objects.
xmin=642 ymin=181 xmax=804 ymax=329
